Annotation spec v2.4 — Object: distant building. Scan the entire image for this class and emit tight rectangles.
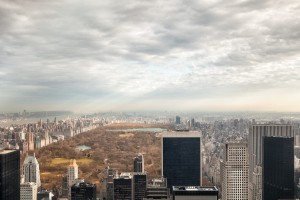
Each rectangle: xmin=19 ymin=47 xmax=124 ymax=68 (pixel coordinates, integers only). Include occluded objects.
xmin=20 ymin=182 xmax=37 ymax=200
xmin=68 ymin=159 xmax=78 ymax=186
xmin=175 ymin=116 xmax=180 ymax=124
xmin=133 ymin=173 xmax=147 ymax=200
xmin=26 ymin=132 xmax=35 ymax=151
xmin=71 ymin=182 xmax=96 ymax=200
xmin=263 ymin=136 xmax=295 ymax=200
xmin=133 ymin=153 xmax=144 ymax=173
xmin=23 ymin=153 xmax=41 ymax=189
xmin=114 ymin=173 xmax=132 ymax=200
xmin=220 ymin=142 xmax=249 ymax=200
xmin=162 ymin=131 xmax=201 ymax=190
xmin=68 ymin=159 xmax=79 ymax=199
xmin=172 ymin=186 xmax=218 ymax=200
xmin=0 ymin=149 xmax=20 ymax=200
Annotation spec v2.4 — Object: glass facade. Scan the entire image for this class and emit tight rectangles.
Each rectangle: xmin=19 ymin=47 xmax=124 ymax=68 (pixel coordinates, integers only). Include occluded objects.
xmin=163 ymin=137 xmax=201 ymax=189
xmin=114 ymin=178 xmax=132 ymax=200
xmin=263 ymin=136 xmax=294 ymax=200
xmin=0 ymin=150 xmax=20 ymax=200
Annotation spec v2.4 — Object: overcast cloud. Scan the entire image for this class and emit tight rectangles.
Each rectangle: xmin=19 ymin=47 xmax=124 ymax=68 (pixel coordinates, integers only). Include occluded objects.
xmin=0 ymin=0 xmax=300 ymax=112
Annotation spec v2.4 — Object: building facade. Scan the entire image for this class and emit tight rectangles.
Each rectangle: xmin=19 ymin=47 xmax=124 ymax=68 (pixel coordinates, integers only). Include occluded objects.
xmin=71 ymin=182 xmax=96 ymax=200
xmin=221 ymin=142 xmax=249 ymax=200
xmin=114 ymin=173 xmax=132 ymax=200
xmin=263 ymin=136 xmax=294 ymax=200
xmin=248 ymin=124 xmax=294 ymax=200
xmin=20 ymin=182 xmax=37 ymax=200
xmin=133 ymin=153 xmax=144 ymax=173
xmin=0 ymin=149 xmax=20 ymax=200
xmin=132 ymin=173 xmax=147 ymax=200
xmin=162 ymin=131 xmax=201 ymax=190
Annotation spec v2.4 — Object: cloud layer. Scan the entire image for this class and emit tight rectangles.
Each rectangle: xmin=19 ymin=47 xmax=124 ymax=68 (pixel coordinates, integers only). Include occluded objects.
xmin=0 ymin=0 xmax=300 ymax=112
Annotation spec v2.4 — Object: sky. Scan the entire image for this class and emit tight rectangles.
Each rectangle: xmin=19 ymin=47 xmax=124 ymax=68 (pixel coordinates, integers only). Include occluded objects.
xmin=0 ymin=0 xmax=300 ymax=113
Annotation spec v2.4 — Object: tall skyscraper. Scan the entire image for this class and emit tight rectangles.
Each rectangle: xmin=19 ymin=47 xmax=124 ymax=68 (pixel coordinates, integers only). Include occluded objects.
xmin=68 ymin=159 xmax=79 ymax=199
xmin=20 ymin=182 xmax=38 ymax=200
xmin=133 ymin=153 xmax=144 ymax=173
xmin=0 ymin=149 xmax=20 ymax=200
xmin=248 ymin=124 xmax=294 ymax=200
xmin=162 ymin=131 xmax=201 ymax=190
xmin=220 ymin=142 xmax=249 ymax=200
xmin=23 ymin=153 xmax=41 ymax=189
xmin=68 ymin=159 xmax=79 ymax=186
xmin=263 ymin=136 xmax=294 ymax=200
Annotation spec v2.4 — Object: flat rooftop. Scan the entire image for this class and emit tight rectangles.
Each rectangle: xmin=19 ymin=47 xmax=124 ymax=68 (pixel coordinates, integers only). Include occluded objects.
xmin=0 ymin=150 xmax=16 ymax=154
xmin=162 ymin=131 xmax=201 ymax=138
xmin=173 ymin=186 xmax=218 ymax=192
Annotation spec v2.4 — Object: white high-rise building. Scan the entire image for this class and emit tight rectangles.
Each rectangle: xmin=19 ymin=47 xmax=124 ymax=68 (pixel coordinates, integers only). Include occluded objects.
xmin=221 ymin=142 xmax=249 ymax=200
xmin=68 ymin=159 xmax=78 ymax=186
xmin=248 ymin=124 xmax=294 ymax=200
xmin=23 ymin=154 xmax=41 ymax=189
xmin=67 ymin=159 xmax=79 ymax=199
xmin=20 ymin=182 xmax=37 ymax=200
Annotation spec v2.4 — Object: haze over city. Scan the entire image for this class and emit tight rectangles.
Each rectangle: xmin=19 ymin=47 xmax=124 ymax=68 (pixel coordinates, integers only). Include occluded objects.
xmin=1 ymin=0 xmax=300 ymax=112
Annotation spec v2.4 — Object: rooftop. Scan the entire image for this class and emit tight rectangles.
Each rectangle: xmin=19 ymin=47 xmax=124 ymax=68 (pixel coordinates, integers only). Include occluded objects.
xmin=162 ymin=131 xmax=201 ymax=138
xmin=172 ymin=186 xmax=218 ymax=192
xmin=0 ymin=149 xmax=16 ymax=154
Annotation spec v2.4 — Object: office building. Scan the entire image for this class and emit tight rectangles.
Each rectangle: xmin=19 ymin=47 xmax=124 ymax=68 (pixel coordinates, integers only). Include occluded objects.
xmin=114 ymin=173 xmax=132 ymax=200
xmin=248 ymin=124 xmax=294 ymax=200
xmin=71 ymin=182 xmax=96 ymax=200
xmin=263 ymin=136 xmax=294 ymax=200
xmin=61 ymin=175 xmax=68 ymax=198
xmin=23 ymin=153 xmax=41 ymax=189
xmin=20 ymin=182 xmax=37 ymax=200
xmin=133 ymin=173 xmax=147 ymax=200
xmin=106 ymin=168 xmax=118 ymax=200
xmin=68 ymin=159 xmax=78 ymax=186
xmin=68 ymin=159 xmax=79 ymax=199
xmin=162 ymin=131 xmax=201 ymax=189
xmin=0 ymin=149 xmax=20 ymax=200
xmin=220 ymin=142 xmax=249 ymax=200
xmin=26 ymin=132 xmax=35 ymax=151
xmin=172 ymin=186 xmax=218 ymax=200
xmin=133 ymin=153 xmax=144 ymax=173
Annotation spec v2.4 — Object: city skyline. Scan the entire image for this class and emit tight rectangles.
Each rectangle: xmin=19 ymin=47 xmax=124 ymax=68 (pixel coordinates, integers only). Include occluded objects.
xmin=1 ymin=0 xmax=300 ymax=112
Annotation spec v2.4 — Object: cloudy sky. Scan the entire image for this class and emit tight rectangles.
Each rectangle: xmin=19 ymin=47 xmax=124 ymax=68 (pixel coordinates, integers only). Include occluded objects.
xmin=0 ymin=0 xmax=300 ymax=112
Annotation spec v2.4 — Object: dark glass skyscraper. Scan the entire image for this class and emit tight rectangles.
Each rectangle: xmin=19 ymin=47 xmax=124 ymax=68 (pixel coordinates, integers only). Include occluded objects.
xmin=263 ymin=136 xmax=294 ymax=200
xmin=114 ymin=173 xmax=132 ymax=200
xmin=71 ymin=182 xmax=96 ymax=200
xmin=0 ymin=150 xmax=20 ymax=200
xmin=133 ymin=173 xmax=147 ymax=200
xmin=162 ymin=132 xmax=201 ymax=190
